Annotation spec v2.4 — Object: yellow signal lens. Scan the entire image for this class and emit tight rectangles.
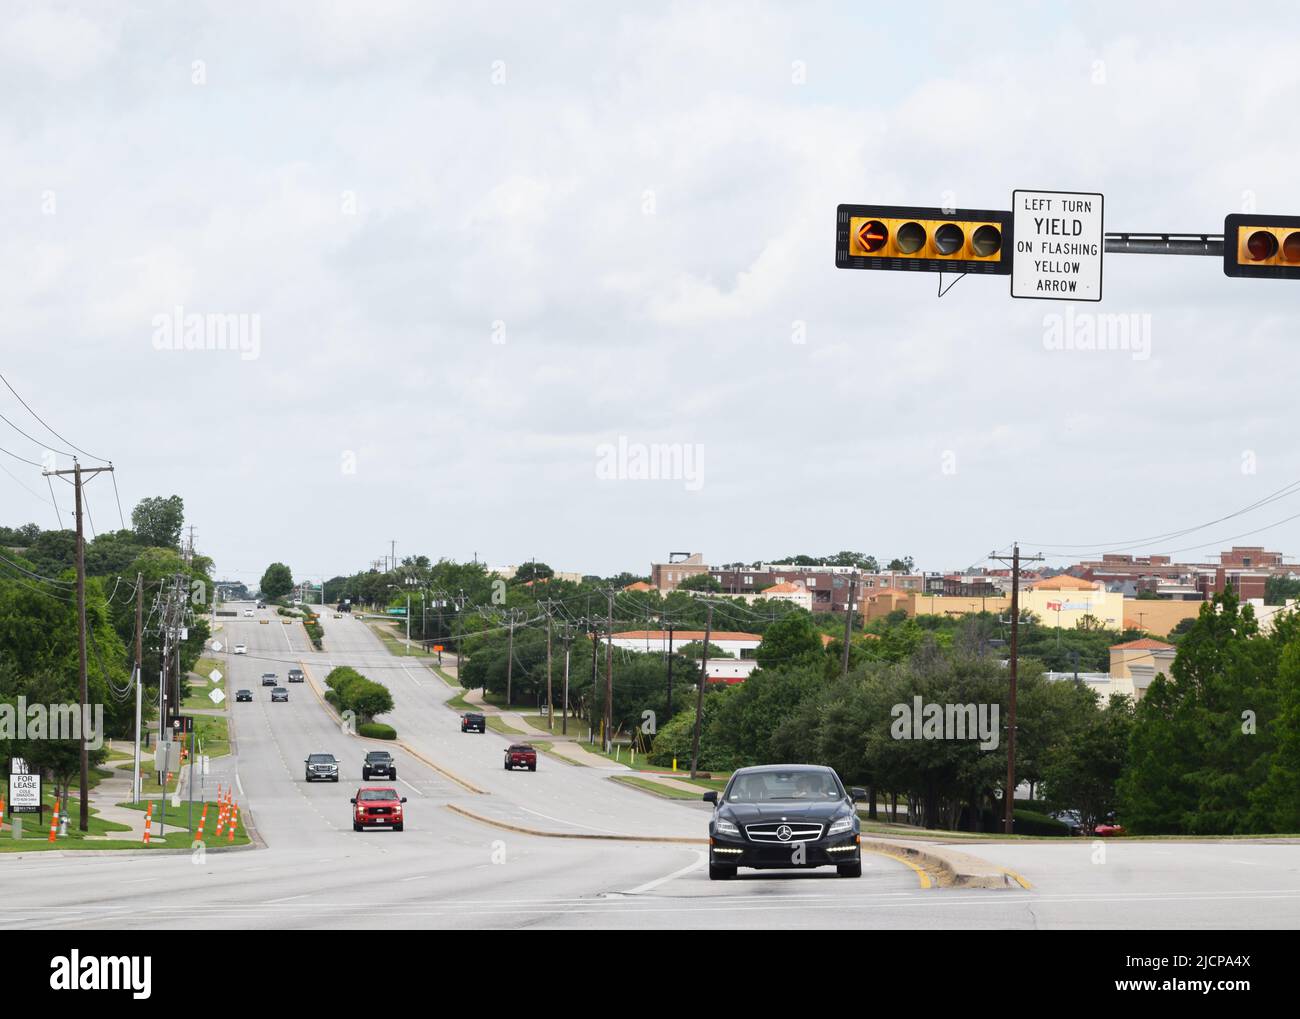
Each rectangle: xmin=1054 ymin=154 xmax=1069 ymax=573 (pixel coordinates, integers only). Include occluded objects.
xmin=972 ymin=224 xmax=1002 ymax=257
xmin=934 ymin=223 xmax=965 ymax=255
xmin=1283 ymin=232 xmax=1300 ymax=262
xmin=896 ymin=222 xmax=926 ymax=254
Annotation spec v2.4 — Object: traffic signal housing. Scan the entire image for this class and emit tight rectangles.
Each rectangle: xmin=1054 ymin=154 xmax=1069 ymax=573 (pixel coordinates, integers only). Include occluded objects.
xmin=836 ymin=204 xmax=1013 ymax=275
xmin=1223 ymin=214 xmax=1300 ymax=279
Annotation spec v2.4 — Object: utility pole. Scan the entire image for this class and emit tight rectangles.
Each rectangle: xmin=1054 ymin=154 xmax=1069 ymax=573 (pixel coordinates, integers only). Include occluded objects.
xmin=604 ymin=590 xmax=614 ymax=752
xmin=665 ymin=621 xmax=675 ymax=720
xmin=505 ymin=610 xmax=516 ymax=708
xmin=840 ymin=577 xmax=857 ymax=677
xmin=588 ymin=619 xmax=598 ymax=740
xmin=989 ymin=543 xmax=1045 ymax=835
xmin=561 ymin=626 xmax=572 ymax=736
xmin=43 ymin=460 xmax=114 ymax=832
xmin=689 ymin=602 xmax=715 ymax=778
xmin=132 ymin=572 xmax=143 ymax=804
xmin=545 ymin=600 xmax=554 ymax=731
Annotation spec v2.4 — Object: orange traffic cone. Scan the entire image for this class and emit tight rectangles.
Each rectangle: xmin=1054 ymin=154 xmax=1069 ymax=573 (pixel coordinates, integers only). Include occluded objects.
xmin=195 ymin=801 xmax=209 ymax=842
xmin=142 ymin=801 xmax=154 ymax=845
xmin=227 ymin=802 xmax=239 ymax=842
xmin=48 ymin=798 xmax=60 ymax=842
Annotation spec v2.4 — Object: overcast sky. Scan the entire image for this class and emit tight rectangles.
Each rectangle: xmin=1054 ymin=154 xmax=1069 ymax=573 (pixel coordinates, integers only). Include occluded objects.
xmin=3 ymin=1 xmax=1299 ymax=584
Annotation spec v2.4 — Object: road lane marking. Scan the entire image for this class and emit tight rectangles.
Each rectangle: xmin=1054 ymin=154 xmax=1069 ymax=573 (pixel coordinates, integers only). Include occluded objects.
xmin=398 ymin=777 xmax=423 ymax=797
xmin=266 ymin=894 xmax=310 ymax=904
xmin=624 ymin=850 xmax=707 ymax=894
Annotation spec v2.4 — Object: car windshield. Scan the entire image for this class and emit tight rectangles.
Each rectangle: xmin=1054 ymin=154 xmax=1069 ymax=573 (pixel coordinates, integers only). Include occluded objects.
xmin=308 ymin=755 xmax=335 ymax=763
xmin=725 ymin=770 xmax=843 ymax=803
xmin=358 ymin=789 xmax=397 ymax=801
xmin=366 ymin=753 xmax=391 ymax=762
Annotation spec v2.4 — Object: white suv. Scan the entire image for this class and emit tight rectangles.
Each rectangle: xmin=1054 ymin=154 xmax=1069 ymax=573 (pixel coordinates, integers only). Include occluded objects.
xmin=234 ymin=643 xmax=247 ymax=655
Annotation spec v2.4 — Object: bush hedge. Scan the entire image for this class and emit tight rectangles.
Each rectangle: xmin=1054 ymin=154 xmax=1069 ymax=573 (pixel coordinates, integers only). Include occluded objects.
xmin=359 ymin=722 xmax=397 ymax=740
xmin=325 ymin=665 xmax=395 ymax=730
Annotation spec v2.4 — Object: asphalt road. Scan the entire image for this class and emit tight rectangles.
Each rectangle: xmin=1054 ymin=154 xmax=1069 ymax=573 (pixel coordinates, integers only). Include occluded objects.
xmin=3 ymin=602 xmax=1298 ymax=930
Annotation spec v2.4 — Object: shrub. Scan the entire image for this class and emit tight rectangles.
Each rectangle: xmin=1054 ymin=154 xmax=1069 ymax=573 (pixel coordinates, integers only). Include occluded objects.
xmin=359 ymin=722 xmax=396 ymax=740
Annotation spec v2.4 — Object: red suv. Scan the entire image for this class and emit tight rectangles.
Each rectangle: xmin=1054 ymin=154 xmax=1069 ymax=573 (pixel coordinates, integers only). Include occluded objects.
xmin=504 ymin=744 xmax=537 ymax=772
xmin=351 ymin=787 xmax=407 ymax=831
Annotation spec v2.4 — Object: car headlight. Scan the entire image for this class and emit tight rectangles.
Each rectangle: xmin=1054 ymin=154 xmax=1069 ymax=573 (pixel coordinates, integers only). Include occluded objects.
xmin=827 ymin=814 xmax=855 ymax=836
xmin=715 ymin=817 xmax=740 ymax=837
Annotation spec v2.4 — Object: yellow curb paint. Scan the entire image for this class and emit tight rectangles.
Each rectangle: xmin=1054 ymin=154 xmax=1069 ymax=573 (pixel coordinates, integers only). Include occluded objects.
xmin=863 ymin=848 xmax=933 ymax=889
xmin=1000 ymin=866 xmax=1033 ymax=889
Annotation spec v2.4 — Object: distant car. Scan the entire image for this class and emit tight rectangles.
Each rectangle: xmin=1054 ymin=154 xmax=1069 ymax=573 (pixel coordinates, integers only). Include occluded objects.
xmin=351 ymin=787 xmax=406 ymax=831
xmin=271 ymin=687 xmax=289 ymax=702
xmin=1051 ymin=810 xmax=1084 ymax=836
xmin=287 ymin=668 xmax=305 ymax=684
xmin=504 ymin=744 xmax=537 ymax=771
xmin=1095 ymin=822 xmax=1126 ymax=837
xmin=233 ymin=643 xmax=247 ymax=655
xmin=261 ymin=673 xmax=277 ymax=687
xmin=243 ymin=608 xmax=254 ymax=617
xmin=235 ymin=689 xmax=253 ymax=702
xmin=305 ymin=753 xmax=339 ymax=782
xmin=461 ymin=712 xmax=486 ymax=733
xmin=333 ymin=613 xmax=343 ymax=619
xmin=704 ymin=764 xmax=865 ymax=881
xmin=257 ymin=601 xmax=266 ymax=609
xmin=362 ymin=750 xmax=395 ymax=781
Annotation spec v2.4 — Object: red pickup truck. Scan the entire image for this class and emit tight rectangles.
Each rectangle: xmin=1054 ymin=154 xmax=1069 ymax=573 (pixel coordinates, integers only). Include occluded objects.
xmin=504 ymin=744 xmax=537 ymax=772
xmin=351 ymin=787 xmax=407 ymax=831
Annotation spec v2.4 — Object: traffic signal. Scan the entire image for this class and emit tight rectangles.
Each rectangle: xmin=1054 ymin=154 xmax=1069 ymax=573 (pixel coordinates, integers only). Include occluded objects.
xmin=1223 ymin=214 xmax=1300 ymax=279
xmin=836 ymin=204 xmax=1014 ymax=275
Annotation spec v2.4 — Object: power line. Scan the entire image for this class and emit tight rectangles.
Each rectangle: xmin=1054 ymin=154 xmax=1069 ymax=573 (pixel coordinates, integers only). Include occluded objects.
xmin=0 ymin=372 xmax=109 ymax=463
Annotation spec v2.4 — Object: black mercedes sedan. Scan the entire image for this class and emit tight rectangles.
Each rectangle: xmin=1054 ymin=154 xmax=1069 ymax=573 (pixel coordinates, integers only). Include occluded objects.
xmin=704 ymin=764 xmax=865 ymax=880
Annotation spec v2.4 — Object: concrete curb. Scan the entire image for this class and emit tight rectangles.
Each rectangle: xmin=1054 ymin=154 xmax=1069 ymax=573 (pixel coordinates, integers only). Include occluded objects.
xmin=859 ymin=838 xmax=1032 ymax=889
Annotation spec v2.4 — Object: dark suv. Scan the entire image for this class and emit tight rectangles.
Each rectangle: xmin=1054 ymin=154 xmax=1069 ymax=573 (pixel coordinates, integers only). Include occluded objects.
xmin=461 ymin=712 xmax=486 ymax=733
xmin=287 ymin=668 xmax=305 ymax=684
xmin=305 ymin=753 xmax=339 ymax=782
xmin=261 ymin=673 xmax=277 ymax=687
xmin=704 ymin=765 xmax=864 ymax=881
xmin=362 ymin=750 xmax=396 ymax=781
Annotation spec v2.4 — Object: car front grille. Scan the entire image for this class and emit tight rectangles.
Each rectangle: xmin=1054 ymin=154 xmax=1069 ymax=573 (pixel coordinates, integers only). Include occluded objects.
xmin=743 ymin=822 xmax=824 ymax=843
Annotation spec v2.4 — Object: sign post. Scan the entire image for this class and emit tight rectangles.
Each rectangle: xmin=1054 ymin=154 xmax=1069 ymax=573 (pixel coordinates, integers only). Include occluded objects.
xmin=1011 ymin=190 xmax=1104 ymax=301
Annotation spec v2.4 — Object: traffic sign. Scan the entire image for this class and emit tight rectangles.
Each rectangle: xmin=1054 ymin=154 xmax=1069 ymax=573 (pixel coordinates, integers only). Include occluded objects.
xmin=169 ymin=715 xmax=194 ymax=735
xmin=208 ymin=668 xmax=223 ymax=684
xmin=7 ymin=771 xmax=40 ymax=812
xmin=210 ymin=640 xmax=223 ymax=653
xmin=1011 ymin=190 xmax=1104 ymax=301
xmin=208 ymin=688 xmax=226 ymax=705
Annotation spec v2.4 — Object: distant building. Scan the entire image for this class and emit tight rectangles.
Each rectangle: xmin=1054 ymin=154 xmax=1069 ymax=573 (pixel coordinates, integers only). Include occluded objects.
xmin=649 ymin=552 xmax=710 ymax=591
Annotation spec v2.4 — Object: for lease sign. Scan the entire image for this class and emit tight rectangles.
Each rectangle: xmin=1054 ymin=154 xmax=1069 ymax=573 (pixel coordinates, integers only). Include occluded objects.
xmin=1011 ymin=190 xmax=1104 ymax=301
xmin=8 ymin=771 xmax=40 ymax=810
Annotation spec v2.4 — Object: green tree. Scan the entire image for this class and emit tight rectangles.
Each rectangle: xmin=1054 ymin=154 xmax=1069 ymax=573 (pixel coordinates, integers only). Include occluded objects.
xmin=1042 ymin=694 xmax=1135 ymax=833
xmin=754 ymin=611 xmax=822 ymax=669
xmin=677 ymin=573 xmax=722 ymax=593
xmin=131 ymin=495 xmax=185 ymax=549
xmin=260 ymin=562 xmax=293 ymax=600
